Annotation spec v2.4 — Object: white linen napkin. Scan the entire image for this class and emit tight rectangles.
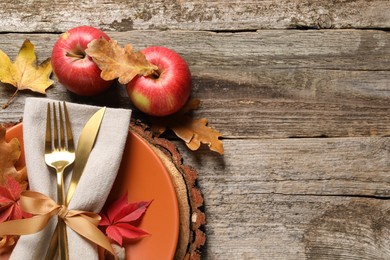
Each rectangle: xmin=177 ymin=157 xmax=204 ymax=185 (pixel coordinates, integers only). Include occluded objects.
xmin=11 ymin=97 xmax=131 ymax=260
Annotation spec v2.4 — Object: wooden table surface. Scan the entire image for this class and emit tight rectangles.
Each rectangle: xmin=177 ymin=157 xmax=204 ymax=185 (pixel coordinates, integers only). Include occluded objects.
xmin=1 ymin=1 xmax=390 ymax=259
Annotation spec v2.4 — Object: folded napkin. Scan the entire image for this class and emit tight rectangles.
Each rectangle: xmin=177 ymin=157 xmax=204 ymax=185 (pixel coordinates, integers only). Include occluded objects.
xmin=11 ymin=98 xmax=131 ymax=260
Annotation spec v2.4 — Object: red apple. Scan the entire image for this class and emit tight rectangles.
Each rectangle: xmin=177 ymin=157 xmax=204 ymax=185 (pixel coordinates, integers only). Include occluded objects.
xmin=126 ymin=46 xmax=192 ymax=117
xmin=51 ymin=25 xmax=113 ymax=96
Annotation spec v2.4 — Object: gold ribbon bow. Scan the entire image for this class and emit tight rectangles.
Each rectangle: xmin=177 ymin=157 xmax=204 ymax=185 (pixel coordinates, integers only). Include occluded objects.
xmin=0 ymin=190 xmax=116 ymax=258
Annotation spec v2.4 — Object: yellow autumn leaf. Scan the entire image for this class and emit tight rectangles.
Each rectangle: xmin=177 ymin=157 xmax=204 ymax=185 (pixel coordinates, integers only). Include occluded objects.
xmin=0 ymin=39 xmax=53 ymax=109
xmin=85 ymin=38 xmax=158 ymax=84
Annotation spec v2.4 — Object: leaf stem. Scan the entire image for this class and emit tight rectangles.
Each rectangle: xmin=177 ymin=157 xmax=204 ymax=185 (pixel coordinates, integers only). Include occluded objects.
xmin=2 ymin=89 xmax=19 ymax=109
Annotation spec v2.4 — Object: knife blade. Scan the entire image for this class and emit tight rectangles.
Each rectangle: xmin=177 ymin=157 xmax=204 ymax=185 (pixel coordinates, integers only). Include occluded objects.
xmin=66 ymin=106 xmax=106 ymax=205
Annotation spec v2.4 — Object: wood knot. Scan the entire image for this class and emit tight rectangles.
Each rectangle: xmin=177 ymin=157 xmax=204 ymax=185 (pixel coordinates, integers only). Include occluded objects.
xmin=317 ymin=14 xmax=332 ymax=29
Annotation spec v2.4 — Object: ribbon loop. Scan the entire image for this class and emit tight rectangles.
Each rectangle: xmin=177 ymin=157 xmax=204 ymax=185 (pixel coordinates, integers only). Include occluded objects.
xmin=0 ymin=191 xmax=116 ymax=259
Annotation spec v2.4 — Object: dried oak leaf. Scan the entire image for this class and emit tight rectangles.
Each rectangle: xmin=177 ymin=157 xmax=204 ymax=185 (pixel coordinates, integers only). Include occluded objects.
xmin=99 ymin=193 xmax=151 ymax=246
xmin=85 ymin=38 xmax=158 ymax=84
xmin=0 ymin=125 xmax=27 ymax=187
xmin=0 ymin=39 xmax=53 ymax=109
xmin=151 ymin=99 xmax=224 ymax=155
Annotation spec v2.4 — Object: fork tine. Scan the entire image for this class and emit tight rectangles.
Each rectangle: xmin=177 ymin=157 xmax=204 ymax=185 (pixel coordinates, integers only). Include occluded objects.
xmin=58 ymin=102 xmax=65 ymax=150
xmin=45 ymin=103 xmax=52 ymax=153
xmin=52 ymin=103 xmax=59 ymax=150
xmin=63 ymin=102 xmax=75 ymax=152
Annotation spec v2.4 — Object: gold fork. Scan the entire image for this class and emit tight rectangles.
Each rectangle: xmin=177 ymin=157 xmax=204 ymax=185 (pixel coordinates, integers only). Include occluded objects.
xmin=45 ymin=102 xmax=75 ymax=260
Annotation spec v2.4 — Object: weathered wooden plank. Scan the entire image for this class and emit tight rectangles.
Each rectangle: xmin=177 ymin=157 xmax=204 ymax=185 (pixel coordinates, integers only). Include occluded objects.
xmin=174 ymin=138 xmax=390 ymax=259
xmin=179 ymin=138 xmax=390 ymax=198
xmin=0 ymin=0 xmax=389 ymax=32
xmin=202 ymin=195 xmax=390 ymax=259
xmin=0 ymin=30 xmax=388 ymax=70
xmin=0 ymin=30 xmax=389 ymax=139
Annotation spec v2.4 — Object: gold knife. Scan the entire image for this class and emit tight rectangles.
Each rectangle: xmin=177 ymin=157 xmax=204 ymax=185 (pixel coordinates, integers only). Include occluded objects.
xmin=45 ymin=107 xmax=106 ymax=260
xmin=66 ymin=106 xmax=106 ymax=205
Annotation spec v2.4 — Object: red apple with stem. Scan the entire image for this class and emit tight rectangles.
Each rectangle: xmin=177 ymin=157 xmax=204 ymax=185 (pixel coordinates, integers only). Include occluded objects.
xmin=126 ymin=46 xmax=192 ymax=117
xmin=51 ymin=26 xmax=113 ymax=96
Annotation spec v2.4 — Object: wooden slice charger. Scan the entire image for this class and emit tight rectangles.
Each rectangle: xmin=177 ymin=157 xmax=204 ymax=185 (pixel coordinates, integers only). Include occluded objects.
xmin=129 ymin=120 xmax=206 ymax=260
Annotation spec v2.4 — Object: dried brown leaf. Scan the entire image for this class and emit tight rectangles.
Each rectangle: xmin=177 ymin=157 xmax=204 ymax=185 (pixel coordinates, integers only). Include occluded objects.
xmin=151 ymin=99 xmax=201 ymax=136
xmin=85 ymin=38 xmax=158 ymax=84
xmin=151 ymin=100 xmax=224 ymax=154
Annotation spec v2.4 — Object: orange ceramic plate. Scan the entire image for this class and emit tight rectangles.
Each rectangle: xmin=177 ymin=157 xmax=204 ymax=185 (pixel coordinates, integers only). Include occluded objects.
xmin=5 ymin=123 xmax=179 ymax=260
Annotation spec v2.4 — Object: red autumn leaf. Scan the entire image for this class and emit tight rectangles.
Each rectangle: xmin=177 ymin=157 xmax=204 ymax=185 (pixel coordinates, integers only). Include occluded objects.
xmin=106 ymin=223 xmax=149 ymax=246
xmin=99 ymin=193 xmax=151 ymax=246
xmin=0 ymin=176 xmax=30 ymax=223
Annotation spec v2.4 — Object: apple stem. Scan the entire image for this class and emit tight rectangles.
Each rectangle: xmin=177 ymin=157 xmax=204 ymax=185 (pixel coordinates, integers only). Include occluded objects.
xmin=2 ymin=89 xmax=18 ymax=109
xmin=66 ymin=52 xmax=85 ymax=59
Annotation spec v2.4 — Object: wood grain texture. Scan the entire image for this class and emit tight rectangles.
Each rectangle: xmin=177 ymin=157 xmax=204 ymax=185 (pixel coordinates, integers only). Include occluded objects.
xmin=176 ymin=138 xmax=390 ymax=259
xmin=0 ymin=30 xmax=389 ymax=138
xmin=0 ymin=0 xmax=389 ymax=32
xmin=0 ymin=3 xmax=390 ymax=258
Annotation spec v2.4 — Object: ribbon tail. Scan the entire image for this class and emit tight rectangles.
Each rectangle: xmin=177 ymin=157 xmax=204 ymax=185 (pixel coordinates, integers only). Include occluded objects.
xmin=0 ymin=212 xmax=55 ymax=237
xmin=65 ymin=216 xmax=117 ymax=259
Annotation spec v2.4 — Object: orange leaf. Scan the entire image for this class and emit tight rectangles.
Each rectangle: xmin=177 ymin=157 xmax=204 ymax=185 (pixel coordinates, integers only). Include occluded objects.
xmin=0 ymin=40 xmax=53 ymax=109
xmin=0 ymin=125 xmax=27 ymax=187
xmin=85 ymin=38 xmax=158 ymax=84
xmin=151 ymin=99 xmax=224 ymax=155
xmin=0 ymin=234 xmax=17 ymax=252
